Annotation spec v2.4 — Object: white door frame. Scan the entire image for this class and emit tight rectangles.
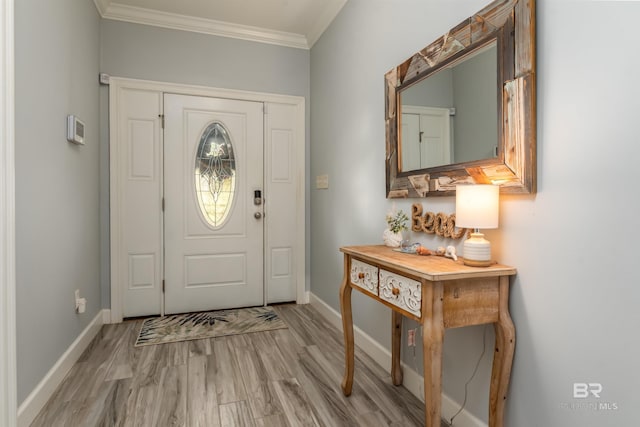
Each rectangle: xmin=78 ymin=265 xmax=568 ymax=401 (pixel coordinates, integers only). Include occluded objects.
xmin=109 ymin=77 xmax=306 ymax=323
xmin=1 ymin=0 xmax=17 ymax=423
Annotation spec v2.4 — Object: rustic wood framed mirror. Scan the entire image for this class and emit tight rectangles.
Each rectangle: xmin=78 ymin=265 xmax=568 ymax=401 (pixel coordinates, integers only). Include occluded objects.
xmin=385 ymin=0 xmax=536 ymax=197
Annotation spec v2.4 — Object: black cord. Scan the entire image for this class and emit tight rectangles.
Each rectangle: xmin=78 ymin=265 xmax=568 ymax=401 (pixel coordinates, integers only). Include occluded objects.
xmin=449 ymin=325 xmax=489 ymax=426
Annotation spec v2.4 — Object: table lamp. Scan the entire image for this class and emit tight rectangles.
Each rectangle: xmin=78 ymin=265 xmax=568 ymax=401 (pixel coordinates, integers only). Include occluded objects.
xmin=455 ymin=184 xmax=499 ymax=267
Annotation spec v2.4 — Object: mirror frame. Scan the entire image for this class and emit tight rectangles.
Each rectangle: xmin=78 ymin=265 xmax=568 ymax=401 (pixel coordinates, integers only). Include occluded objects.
xmin=385 ymin=0 xmax=536 ymax=198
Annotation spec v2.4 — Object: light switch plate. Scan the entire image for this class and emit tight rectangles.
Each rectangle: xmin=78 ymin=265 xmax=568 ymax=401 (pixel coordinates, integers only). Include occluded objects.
xmin=316 ymin=174 xmax=329 ymax=189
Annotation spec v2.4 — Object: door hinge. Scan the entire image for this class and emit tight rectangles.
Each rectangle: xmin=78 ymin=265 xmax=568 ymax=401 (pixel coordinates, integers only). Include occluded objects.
xmin=159 ymin=114 xmax=165 ymax=129
xmin=162 ymin=279 xmax=165 ymax=293
xmin=162 ymin=197 xmax=165 ymax=211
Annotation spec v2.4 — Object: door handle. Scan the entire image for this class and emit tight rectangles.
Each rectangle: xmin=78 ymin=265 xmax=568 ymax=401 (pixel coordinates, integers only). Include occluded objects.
xmin=254 ymin=212 xmax=262 ymax=219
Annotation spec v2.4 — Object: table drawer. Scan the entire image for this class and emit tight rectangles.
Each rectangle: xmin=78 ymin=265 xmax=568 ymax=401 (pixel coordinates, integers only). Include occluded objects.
xmin=379 ymin=269 xmax=422 ymax=318
xmin=350 ymin=259 xmax=379 ymax=294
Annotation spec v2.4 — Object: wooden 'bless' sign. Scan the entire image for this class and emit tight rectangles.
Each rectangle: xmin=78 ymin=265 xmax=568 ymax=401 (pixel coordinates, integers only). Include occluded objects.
xmin=411 ymin=204 xmax=468 ymax=239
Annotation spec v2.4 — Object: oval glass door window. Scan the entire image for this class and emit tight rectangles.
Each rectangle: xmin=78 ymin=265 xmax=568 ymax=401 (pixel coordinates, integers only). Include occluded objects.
xmin=194 ymin=122 xmax=236 ymax=228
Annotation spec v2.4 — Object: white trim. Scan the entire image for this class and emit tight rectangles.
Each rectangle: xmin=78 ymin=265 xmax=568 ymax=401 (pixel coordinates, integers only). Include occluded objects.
xmin=295 ymin=103 xmax=307 ymax=306
xmin=102 ymin=3 xmax=309 ymax=50
xmin=110 ymin=77 xmax=305 ymax=109
xmin=92 ymin=0 xmax=109 ymax=16
xmin=108 ymin=82 xmax=122 ymax=323
xmin=309 ymin=293 xmax=394 ymax=371
xmin=0 ymin=0 xmax=17 ymax=424
xmin=102 ymin=309 xmax=112 ymax=325
xmin=109 ymin=77 xmax=306 ymax=323
xmin=309 ymin=293 xmax=487 ymax=427
xmin=17 ymin=310 xmax=105 ymax=427
xmin=442 ymin=393 xmax=487 ymax=427
xmin=298 ymin=291 xmax=310 ymax=305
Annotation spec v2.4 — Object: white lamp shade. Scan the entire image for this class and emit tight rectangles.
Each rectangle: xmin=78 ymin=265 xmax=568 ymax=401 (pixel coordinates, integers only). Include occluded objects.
xmin=455 ymin=184 xmax=499 ymax=229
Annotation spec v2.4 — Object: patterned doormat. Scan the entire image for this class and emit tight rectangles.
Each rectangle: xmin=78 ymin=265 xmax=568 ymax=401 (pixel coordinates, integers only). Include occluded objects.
xmin=135 ymin=306 xmax=287 ymax=347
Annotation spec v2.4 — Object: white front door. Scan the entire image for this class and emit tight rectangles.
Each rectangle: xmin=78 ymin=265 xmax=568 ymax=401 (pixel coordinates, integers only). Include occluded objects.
xmin=163 ymin=94 xmax=265 ymax=314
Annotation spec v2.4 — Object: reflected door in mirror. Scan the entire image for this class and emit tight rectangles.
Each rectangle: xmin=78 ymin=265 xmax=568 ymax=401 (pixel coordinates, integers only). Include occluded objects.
xmin=401 ymin=106 xmax=451 ymax=170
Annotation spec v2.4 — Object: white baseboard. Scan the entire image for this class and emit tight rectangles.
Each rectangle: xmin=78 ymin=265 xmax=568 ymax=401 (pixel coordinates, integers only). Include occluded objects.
xmin=309 ymin=292 xmax=393 ymax=372
xmin=309 ymin=293 xmax=487 ymax=427
xmin=297 ymin=290 xmax=310 ymax=305
xmin=17 ymin=309 xmax=106 ymax=427
xmin=102 ymin=308 xmax=112 ymax=324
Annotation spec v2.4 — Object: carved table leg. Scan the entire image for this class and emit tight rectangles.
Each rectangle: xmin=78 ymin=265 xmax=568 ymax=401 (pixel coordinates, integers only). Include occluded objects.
xmin=423 ymin=282 xmax=444 ymax=427
xmin=391 ymin=310 xmax=403 ymax=385
xmin=340 ymin=254 xmax=354 ymax=396
xmin=489 ymin=276 xmax=516 ymax=427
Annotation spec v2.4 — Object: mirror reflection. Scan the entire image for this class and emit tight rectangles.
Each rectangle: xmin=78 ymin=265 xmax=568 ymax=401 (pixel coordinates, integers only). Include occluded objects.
xmin=399 ymin=42 xmax=497 ymax=171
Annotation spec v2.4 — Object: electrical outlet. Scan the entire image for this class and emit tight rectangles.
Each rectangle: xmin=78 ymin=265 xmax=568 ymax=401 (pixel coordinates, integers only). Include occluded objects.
xmin=408 ymin=328 xmax=415 ymax=346
xmin=74 ymin=289 xmax=87 ymax=314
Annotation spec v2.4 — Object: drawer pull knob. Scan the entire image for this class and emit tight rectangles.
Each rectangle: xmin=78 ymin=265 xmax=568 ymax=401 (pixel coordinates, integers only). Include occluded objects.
xmin=358 ymin=272 xmax=365 ymax=280
xmin=392 ymin=287 xmax=400 ymax=296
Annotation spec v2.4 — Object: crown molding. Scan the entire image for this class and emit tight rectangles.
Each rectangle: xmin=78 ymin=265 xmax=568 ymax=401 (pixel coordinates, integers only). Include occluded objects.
xmin=101 ymin=2 xmax=310 ymax=49
xmin=93 ymin=0 xmax=109 ymax=16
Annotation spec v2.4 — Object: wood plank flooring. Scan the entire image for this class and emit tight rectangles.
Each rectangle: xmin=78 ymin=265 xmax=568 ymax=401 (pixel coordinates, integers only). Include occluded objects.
xmin=31 ymin=303 xmax=437 ymax=427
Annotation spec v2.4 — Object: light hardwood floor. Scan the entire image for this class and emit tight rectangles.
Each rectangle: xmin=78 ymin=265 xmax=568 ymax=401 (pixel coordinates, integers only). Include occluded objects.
xmin=31 ymin=303 xmax=435 ymax=427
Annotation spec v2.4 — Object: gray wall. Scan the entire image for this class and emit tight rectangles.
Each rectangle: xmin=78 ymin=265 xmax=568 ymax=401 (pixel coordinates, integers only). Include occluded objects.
xmin=99 ymin=20 xmax=311 ymax=307
xmin=15 ymin=0 xmax=101 ymax=404
xmin=310 ymin=0 xmax=640 ymax=425
xmin=452 ymin=45 xmax=497 ymax=163
xmin=401 ymin=69 xmax=453 ymax=108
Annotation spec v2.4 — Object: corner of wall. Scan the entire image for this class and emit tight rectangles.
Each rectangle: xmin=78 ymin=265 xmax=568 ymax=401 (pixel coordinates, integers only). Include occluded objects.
xmin=17 ymin=310 xmax=106 ymax=427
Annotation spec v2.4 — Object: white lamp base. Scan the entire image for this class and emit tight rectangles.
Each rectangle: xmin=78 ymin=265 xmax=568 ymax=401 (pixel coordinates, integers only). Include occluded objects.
xmin=462 ymin=232 xmax=492 ymax=267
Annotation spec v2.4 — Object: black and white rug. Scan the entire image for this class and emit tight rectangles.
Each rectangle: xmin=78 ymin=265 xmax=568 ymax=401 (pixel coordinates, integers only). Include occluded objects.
xmin=135 ymin=306 xmax=287 ymax=347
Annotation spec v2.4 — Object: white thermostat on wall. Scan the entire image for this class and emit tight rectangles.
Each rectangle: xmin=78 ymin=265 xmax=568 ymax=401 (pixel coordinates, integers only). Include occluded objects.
xmin=66 ymin=115 xmax=85 ymax=145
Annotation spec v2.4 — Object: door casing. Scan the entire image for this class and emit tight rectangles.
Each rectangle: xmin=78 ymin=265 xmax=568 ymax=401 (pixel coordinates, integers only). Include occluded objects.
xmin=108 ymin=77 xmax=306 ymax=323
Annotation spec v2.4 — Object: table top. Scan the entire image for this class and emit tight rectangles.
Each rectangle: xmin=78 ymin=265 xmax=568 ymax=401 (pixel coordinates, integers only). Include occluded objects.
xmin=341 ymin=245 xmax=516 ymax=281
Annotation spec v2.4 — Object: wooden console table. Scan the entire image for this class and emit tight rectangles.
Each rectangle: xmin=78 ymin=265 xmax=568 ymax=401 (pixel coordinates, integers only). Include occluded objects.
xmin=339 ymin=245 xmax=517 ymax=427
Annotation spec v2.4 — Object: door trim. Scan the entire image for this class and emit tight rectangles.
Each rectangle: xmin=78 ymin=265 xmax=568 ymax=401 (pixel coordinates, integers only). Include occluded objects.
xmin=109 ymin=77 xmax=306 ymax=323
xmin=1 ymin=0 xmax=17 ymax=422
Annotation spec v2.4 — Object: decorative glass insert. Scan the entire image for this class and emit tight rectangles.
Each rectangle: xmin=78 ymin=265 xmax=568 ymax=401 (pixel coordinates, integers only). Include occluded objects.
xmin=195 ymin=122 xmax=236 ymax=228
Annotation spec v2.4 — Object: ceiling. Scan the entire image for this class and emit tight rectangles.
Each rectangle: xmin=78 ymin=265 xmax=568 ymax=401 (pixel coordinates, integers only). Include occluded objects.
xmin=94 ymin=0 xmax=348 ymax=49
